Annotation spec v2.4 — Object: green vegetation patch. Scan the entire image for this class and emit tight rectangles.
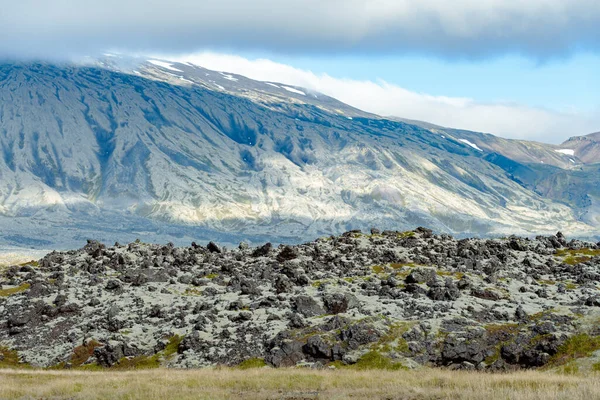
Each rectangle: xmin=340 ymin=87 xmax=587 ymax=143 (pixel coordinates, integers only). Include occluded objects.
xmin=555 ymin=248 xmax=600 ymax=265
xmin=371 ymin=265 xmax=385 ymax=274
xmin=548 ymin=334 xmax=600 ymax=367
xmin=436 ymin=270 xmax=465 ymax=280
xmin=528 ymin=309 xmax=558 ymax=322
xmin=397 ymin=231 xmax=416 ymax=239
xmin=0 ymin=346 xmax=30 ymax=369
xmin=237 ymin=358 xmax=267 ymax=369
xmin=183 ymin=288 xmax=203 ymax=296
xmin=19 ymin=260 xmax=39 ymax=267
xmin=352 ymin=350 xmax=408 ymax=370
xmin=375 ymin=321 xmax=416 ymax=354
xmin=483 ymin=323 xmax=520 ymax=365
xmin=0 ymin=283 xmax=30 ymax=297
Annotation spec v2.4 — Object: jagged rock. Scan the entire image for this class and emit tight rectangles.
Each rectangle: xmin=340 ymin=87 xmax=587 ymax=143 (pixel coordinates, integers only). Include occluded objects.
xmin=471 ymin=288 xmax=506 ymax=301
xmin=323 ymin=293 xmax=359 ymax=314
xmin=207 ymin=242 xmax=222 ymax=254
xmin=427 ymin=279 xmax=461 ymax=301
xmin=266 ymin=336 xmax=305 ymax=367
xmin=277 ymin=246 xmax=298 ymax=262
xmin=252 ymin=243 xmax=272 ymax=257
xmin=441 ymin=329 xmax=488 ymax=365
xmin=293 ymin=296 xmax=325 ymax=317
xmin=105 ymin=280 xmax=123 ymax=291
xmin=339 ymin=321 xmax=381 ymax=349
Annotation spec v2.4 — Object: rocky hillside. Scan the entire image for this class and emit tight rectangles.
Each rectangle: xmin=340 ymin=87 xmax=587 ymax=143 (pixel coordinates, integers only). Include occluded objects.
xmin=0 ymin=58 xmax=598 ymax=249
xmin=2 ymin=228 xmax=600 ymax=372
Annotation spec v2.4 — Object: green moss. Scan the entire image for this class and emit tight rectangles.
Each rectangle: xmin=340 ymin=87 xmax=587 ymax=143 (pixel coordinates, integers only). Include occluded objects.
xmin=204 ymin=273 xmax=219 ymax=279
xmin=19 ymin=260 xmax=39 ymax=267
xmin=77 ymin=363 xmax=104 ymax=371
xmin=112 ymin=355 xmax=161 ymax=370
xmin=237 ymin=358 xmax=267 ymax=369
xmin=482 ymin=323 xmax=520 ymax=365
xmin=183 ymin=288 xmax=203 ymax=296
xmin=397 ymin=231 xmax=415 ymax=239
xmin=565 ymin=282 xmax=578 ymax=290
xmin=0 ymin=283 xmax=30 ymax=297
xmin=373 ymin=321 xmax=415 ymax=356
xmin=556 ymin=248 xmax=600 ymax=257
xmin=485 ymin=346 xmax=501 ymax=365
xmin=548 ymin=334 xmax=600 ymax=367
xmin=327 ymin=360 xmax=347 ymax=369
xmin=163 ymin=335 xmax=183 ymax=357
xmin=528 ymin=309 xmax=558 ymax=322
xmin=436 ymin=270 xmax=464 ymax=279
xmin=371 ymin=265 xmax=385 ymax=274
xmin=556 ymin=248 xmax=600 ymax=265
xmin=0 ymin=346 xmax=30 ymax=369
xmin=352 ymin=351 xmax=408 ymax=370
xmin=592 ymin=362 xmax=600 ymax=372
xmin=311 ymin=280 xmax=327 ymax=288
xmin=529 ymin=334 xmax=553 ymax=347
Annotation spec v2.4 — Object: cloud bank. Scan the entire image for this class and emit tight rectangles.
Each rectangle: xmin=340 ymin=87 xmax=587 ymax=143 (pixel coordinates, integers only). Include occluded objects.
xmin=1 ymin=0 xmax=600 ymax=60
xmin=171 ymin=52 xmax=599 ymax=143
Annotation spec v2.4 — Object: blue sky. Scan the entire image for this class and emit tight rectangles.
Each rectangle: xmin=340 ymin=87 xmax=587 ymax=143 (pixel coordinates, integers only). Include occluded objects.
xmin=173 ymin=50 xmax=600 ymax=143
xmin=266 ymin=53 xmax=600 ymax=112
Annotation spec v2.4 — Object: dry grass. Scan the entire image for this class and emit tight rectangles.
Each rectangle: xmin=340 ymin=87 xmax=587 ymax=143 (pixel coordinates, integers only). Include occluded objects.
xmin=0 ymin=367 xmax=599 ymax=400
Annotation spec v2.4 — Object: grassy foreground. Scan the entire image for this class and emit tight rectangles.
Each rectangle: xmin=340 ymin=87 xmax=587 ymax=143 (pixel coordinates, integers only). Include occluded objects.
xmin=1 ymin=368 xmax=599 ymax=400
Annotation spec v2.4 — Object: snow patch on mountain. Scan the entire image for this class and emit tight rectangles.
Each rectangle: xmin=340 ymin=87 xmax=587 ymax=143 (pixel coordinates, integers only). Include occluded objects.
xmin=220 ymin=73 xmax=238 ymax=81
xmin=555 ymin=149 xmax=575 ymax=156
xmin=282 ymin=86 xmax=306 ymax=96
xmin=459 ymin=139 xmax=483 ymax=152
xmin=147 ymin=60 xmax=183 ymax=72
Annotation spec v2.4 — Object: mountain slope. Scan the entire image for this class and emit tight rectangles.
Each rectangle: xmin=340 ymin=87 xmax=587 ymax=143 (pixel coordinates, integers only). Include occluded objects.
xmin=558 ymin=132 xmax=600 ymax=164
xmin=0 ymin=58 xmax=596 ymax=247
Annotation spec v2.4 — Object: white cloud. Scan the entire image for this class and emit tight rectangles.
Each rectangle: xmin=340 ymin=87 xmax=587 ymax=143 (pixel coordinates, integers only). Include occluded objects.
xmin=1 ymin=0 xmax=599 ymax=59
xmin=169 ymin=52 xmax=599 ymax=143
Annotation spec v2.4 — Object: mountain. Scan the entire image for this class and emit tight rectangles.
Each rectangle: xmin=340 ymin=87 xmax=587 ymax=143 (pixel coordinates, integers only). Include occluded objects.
xmin=0 ymin=56 xmax=597 ymax=248
xmin=558 ymin=132 xmax=600 ymax=164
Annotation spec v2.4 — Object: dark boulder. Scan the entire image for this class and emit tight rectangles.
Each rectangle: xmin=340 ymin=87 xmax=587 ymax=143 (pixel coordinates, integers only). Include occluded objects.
xmin=293 ymin=296 xmax=325 ymax=317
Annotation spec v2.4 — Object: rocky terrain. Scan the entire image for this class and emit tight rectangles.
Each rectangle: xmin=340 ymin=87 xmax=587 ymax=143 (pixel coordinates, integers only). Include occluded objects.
xmin=2 ymin=228 xmax=600 ymax=372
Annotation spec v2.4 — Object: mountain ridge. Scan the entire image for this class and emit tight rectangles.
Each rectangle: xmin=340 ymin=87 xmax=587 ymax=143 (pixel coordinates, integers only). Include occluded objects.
xmin=0 ymin=57 xmax=597 ymax=248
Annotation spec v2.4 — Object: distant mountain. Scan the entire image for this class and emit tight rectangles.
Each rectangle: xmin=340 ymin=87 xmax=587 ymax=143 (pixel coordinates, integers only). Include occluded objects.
xmin=558 ymin=132 xmax=600 ymax=164
xmin=0 ymin=56 xmax=597 ymax=248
